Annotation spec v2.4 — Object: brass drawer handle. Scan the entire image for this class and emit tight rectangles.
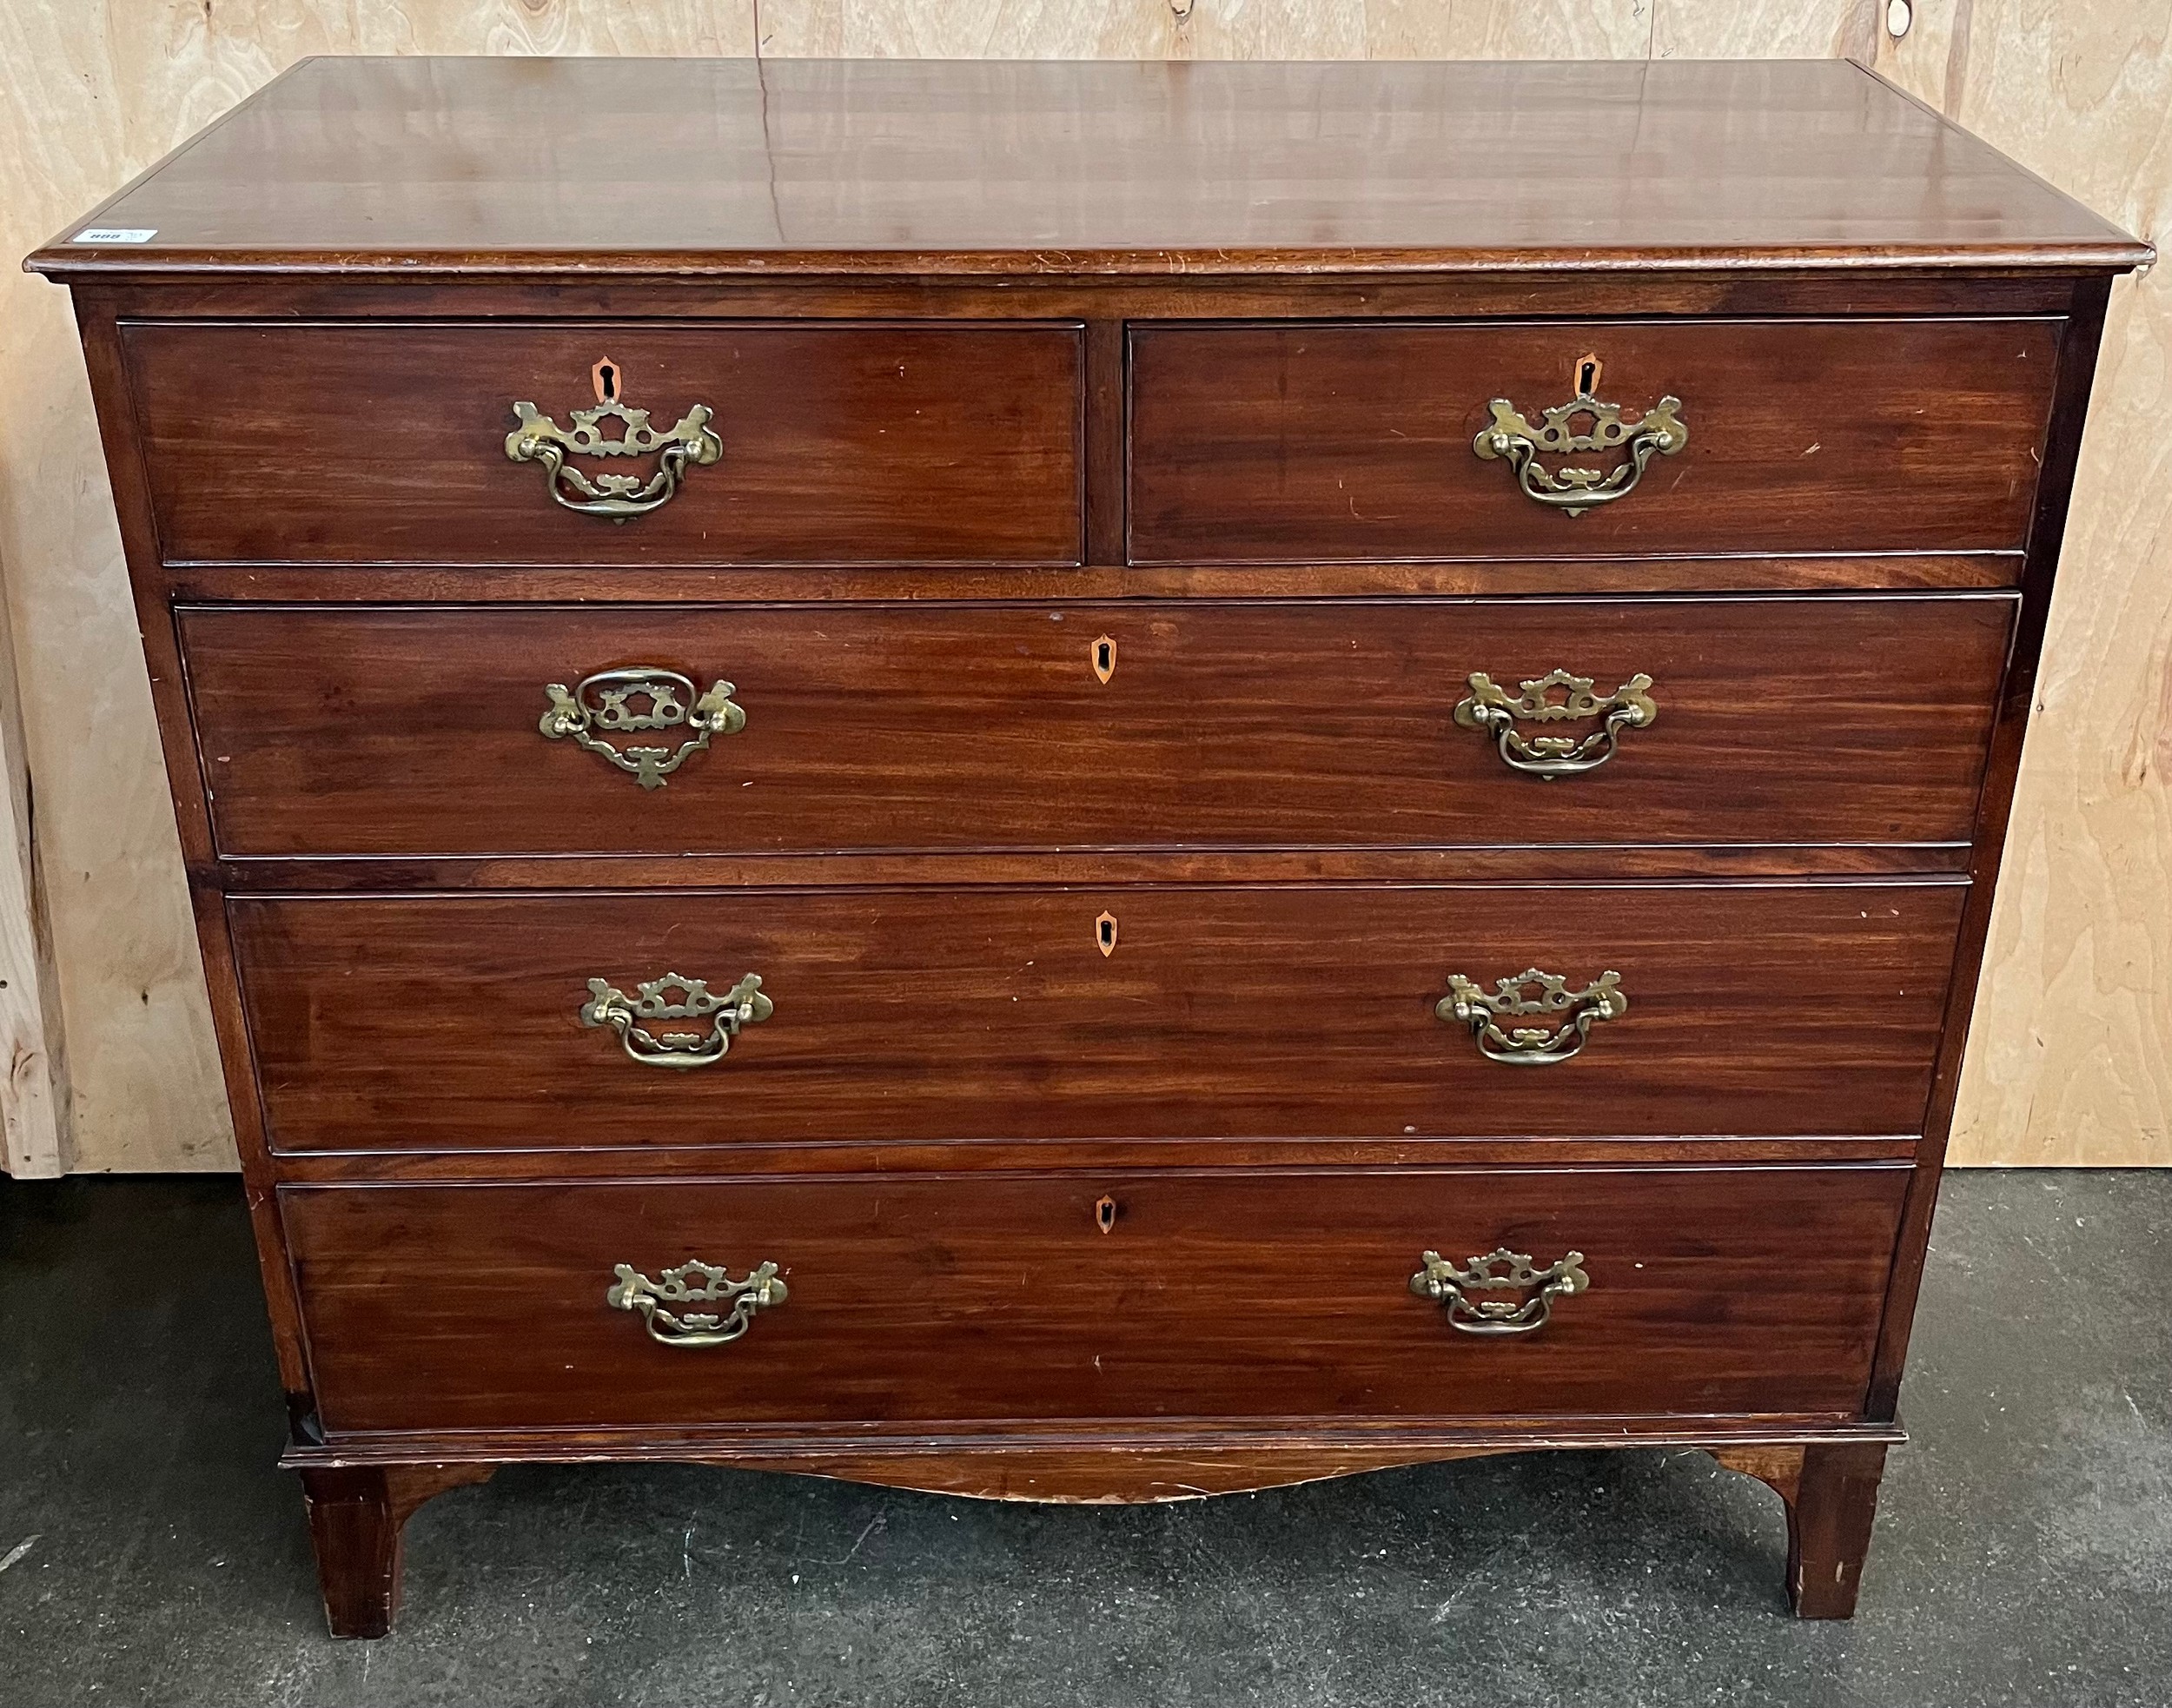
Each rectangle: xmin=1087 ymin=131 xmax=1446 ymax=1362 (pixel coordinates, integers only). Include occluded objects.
xmin=1410 ymin=1247 xmax=1589 ymax=1336
xmin=1438 ymin=968 xmax=1626 ymax=1065
xmin=608 ymin=1259 xmax=786 ymax=1347
xmin=1454 ymin=669 xmax=1657 ymax=778
xmin=579 ymin=972 xmax=772 ymax=1069
xmin=540 ymin=667 xmax=746 ymax=790
xmin=505 ymin=357 xmax=721 ymax=518
xmin=1473 ymin=354 xmax=1687 ymax=517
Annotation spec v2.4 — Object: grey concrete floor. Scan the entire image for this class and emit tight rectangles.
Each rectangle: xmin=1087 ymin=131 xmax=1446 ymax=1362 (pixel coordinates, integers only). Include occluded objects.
xmin=0 ymin=1171 xmax=2166 ymax=1708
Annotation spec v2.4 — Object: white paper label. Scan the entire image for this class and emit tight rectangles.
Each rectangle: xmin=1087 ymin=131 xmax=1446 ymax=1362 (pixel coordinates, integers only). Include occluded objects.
xmin=73 ymin=228 xmax=157 ymax=244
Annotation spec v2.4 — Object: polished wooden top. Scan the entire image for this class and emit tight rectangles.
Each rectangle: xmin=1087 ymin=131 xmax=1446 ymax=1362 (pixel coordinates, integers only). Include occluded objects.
xmin=30 ymin=55 xmax=2146 ymax=278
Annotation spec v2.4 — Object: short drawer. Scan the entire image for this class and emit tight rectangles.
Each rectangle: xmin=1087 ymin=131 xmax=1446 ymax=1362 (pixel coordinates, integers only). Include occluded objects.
xmin=232 ymin=882 xmax=1963 ymax=1152
xmin=1129 ymin=319 xmax=2060 ymax=562
xmin=179 ymin=594 xmax=2012 ymax=857
xmin=123 ymin=321 xmax=1084 ymax=566
xmin=282 ymin=1165 xmax=1906 ymax=1433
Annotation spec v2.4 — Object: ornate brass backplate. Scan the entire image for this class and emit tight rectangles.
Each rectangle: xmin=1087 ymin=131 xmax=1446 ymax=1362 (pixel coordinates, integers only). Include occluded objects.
xmin=1437 ymin=967 xmax=1627 ymax=1065
xmin=579 ymin=971 xmax=772 ymax=1069
xmin=1409 ymin=1247 xmax=1590 ymax=1336
xmin=505 ymin=356 xmax=722 ymax=517
xmin=1473 ymin=354 xmax=1688 ymax=517
xmin=540 ymin=666 xmax=745 ymax=790
xmin=607 ymin=1258 xmax=787 ymax=1347
xmin=1454 ymin=668 xmax=1657 ymax=778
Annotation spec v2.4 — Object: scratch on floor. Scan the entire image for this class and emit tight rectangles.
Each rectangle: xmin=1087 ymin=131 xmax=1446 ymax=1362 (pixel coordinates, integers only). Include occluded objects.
xmin=0 ymin=1536 xmax=39 ymax=1573
xmin=819 ymin=1513 xmax=885 ymax=1567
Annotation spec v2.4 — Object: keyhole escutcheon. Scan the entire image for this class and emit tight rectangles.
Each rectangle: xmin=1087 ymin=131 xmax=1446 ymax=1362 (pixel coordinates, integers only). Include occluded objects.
xmin=592 ymin=357 xmax=621 ymax=403
xmin=1096 ymin=1195 xmax=1119 ymax=1234
xmin=1093 ymin=635 xmax=1116 ymax=684
xmin=1096 ymin=910 xmax=1118 ymax=957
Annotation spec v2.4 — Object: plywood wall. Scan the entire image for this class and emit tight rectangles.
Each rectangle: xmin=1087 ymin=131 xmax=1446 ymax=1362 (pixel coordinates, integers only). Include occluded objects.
xmin=1878 ymin=1 xmax=2172 ymax=1166
xmin=0 ymin=1 xmax=2162 ymax=1170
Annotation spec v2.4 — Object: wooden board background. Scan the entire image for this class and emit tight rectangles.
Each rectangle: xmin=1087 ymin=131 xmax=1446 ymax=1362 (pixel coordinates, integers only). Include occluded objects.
xmin=0 ymin=0 xmax=2162 ymax=1171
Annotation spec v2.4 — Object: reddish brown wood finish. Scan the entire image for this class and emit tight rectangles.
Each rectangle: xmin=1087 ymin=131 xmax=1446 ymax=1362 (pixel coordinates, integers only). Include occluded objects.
xmin=228 ymin=883 xmax=1963 ymax=1152
xmin=1711 ymin=1441 xmax=1889 ymax=1618
xmin=50 ymin=270 xmax=2100 ymax=334
xmin=207 ymin=847 xmax=1975 ymax=898
xmin=24 ymin=59 xmax=2144 ymax=278
xmin=287 ymin=1427 xmax=1896 ymax=1624
xmin=1129 ymin=318 xmax=2060 ymax=562
xmin=279 ymin=1165 xmax=1906 ymax=1433
xmin=123 ymin=321 xmax=1085 ymax=566
xmin=269 ymin=1136 xmax=1918 ymax=1186
xmin=289 ymin=1415 xmax=1904 ymax=1466
xmin=681 ymin=1446 xmax=1512 ymax=1502
xmin=64 ymin=306 xmax=319 ymax=1415
xmin=163 ymin=553 xmax=2027 ymax=604
xmin=177 ymin=595 xmax=2012 ymax=859
xmin=32 ymin=50 xmax=2147 ymax=1634
xmin=1867 ymin=277 xmax=2118 ymax=1423
xmin=296 ymin=1463 xmax=493 ymax=1639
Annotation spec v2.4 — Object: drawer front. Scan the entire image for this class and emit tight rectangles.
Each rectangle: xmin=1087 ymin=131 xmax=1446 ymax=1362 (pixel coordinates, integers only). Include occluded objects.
xmin=1129 ymin=319 xmax=2060 ymax=562
xmin=283 ymin=1165 xmax=1906 ymax=1433
xmin=182 ymin=595 xmax=2011 ymax=858
xmin=233 ymin=883 xmax=1963 ymax=1152
xmin=123 ymin=321 xmax=1083 ymax=566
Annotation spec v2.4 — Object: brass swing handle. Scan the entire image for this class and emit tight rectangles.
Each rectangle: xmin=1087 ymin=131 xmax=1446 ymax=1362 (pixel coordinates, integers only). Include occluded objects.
xmin=505 ymin=359 xmax=721 ymax=518
xmin=1473 ymin=362 xmax=1688 ymax=518
xmin=540 ymin=667 xmax=745 ymax=790
xmin=1409 ymin=1247 xmax=1589 ymax=1336
xmin=608 ymin=1259 xmax=786 ymax=1347
xmin=1454 ymin=670 xmax=1657 ymax=778
xmin=1438 ymin=968 xmax=1626 ymax=1066
xmin=579 ymin=971 xmax=772 ymax=1069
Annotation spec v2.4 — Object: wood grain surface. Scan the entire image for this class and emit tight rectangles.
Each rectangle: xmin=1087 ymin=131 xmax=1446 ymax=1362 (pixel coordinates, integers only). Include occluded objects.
xmin=1709 ymin=1440 xmax=1889 ymax=1619
xmin=176 ymin=595 xmax=2012 ymax=859
xmin=1878 ymin=4 xmax=2172 ymax=1167
xmin=17 ymin=9 xmax=2149 ymax=1637
xmin=26 ymin=56 xmax=2137 ymax=275
xmin=758 ymin=0 xmax=1653 ymax=61
xmin=1129 ymin=318 xmax=2061 ymax=561
xmin=297 ymin=1463 xmax=495 ymax=1639
xmin=278 ymin=1163 xmax=1909 ymax=1431
xmin=2 ymin=7 xmax=2164 ymax=1171
xmin=228 ymin=883 xmax=1965 ymax=1150
xmin=125 ymin=321 xmax=1085 ymax=566
xmin=0 ymin=597 xmax=64 ymax=1175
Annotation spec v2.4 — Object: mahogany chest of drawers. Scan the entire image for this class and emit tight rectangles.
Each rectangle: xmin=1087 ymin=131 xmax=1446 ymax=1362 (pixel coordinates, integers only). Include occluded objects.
xmin=31 ymin=54 xmax=2146 ymax=1637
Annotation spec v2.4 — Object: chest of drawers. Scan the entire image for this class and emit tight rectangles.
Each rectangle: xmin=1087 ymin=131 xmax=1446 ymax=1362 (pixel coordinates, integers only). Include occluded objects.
xmin=31 ymin=54 xmax=2145 ymax=1638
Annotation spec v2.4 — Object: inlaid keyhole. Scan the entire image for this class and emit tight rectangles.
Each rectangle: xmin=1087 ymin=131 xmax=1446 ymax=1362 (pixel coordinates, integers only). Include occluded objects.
xmin=592 ymin=358 xmax=621 ymax=404
xmin=1096 ymin=910 xmax=1118 ymax=957
xmin=1093 ymin=636 xmax=1116 ymax=684
xmin=1575 ymin=353 xmax=1602 ymax=396
xmin=1096 ymin=1195 xmax=1119 ymax=1234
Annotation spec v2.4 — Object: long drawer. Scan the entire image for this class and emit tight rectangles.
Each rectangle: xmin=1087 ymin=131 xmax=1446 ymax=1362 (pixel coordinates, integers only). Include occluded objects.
xmin=123 ymin=321 xmax=1085 ymax=566
xmin=1129 ymin=318 xmax=2060 ymax=561
xmin=231 ymin=883 xmax=1964 ymax=1152
xmin=179 ymin=596 xmax=2012 ymax=858
xmin=282 ymin=1165 xmax=1907 ymax=1433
